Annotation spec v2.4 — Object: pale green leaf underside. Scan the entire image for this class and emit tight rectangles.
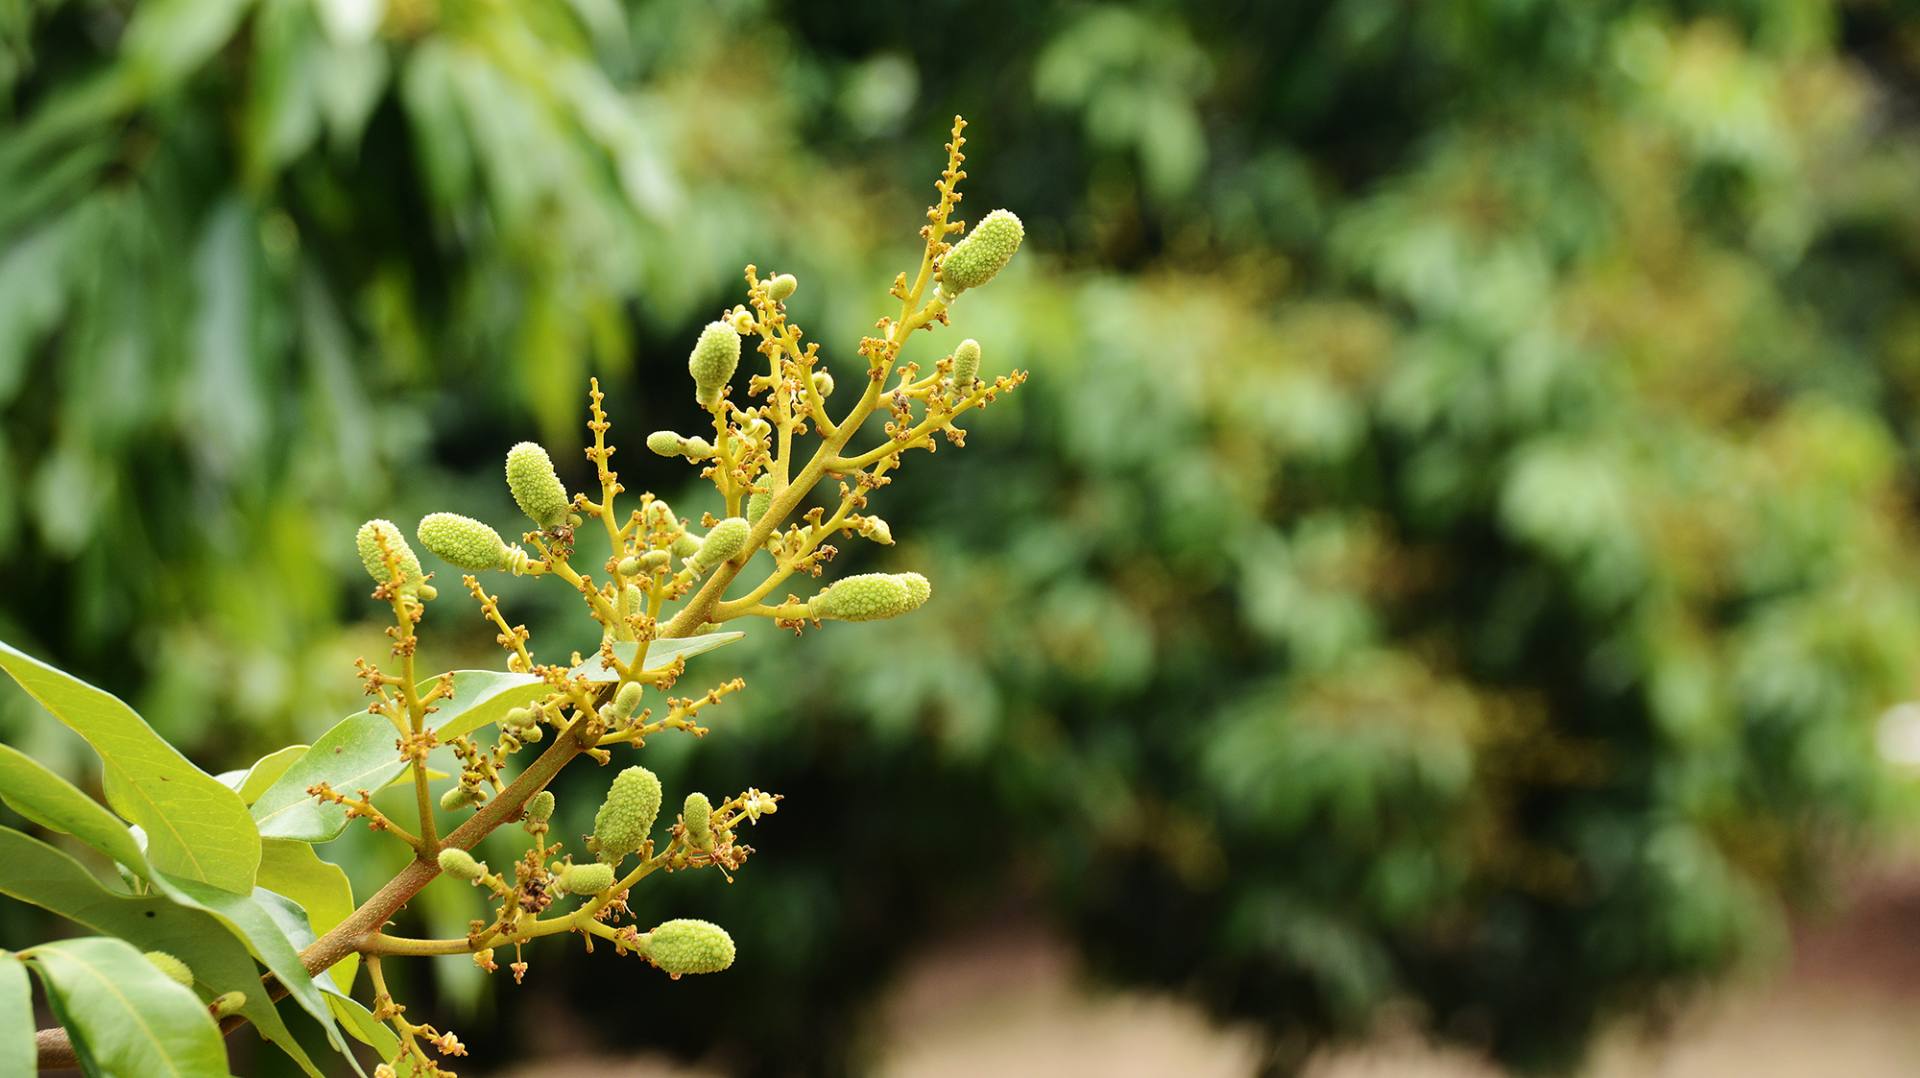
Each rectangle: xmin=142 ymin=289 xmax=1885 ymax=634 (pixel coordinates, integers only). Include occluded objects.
xmin=566 ymin=631 xmax=745 ymax=681
xmin=0 ymin=640 xmax=260 ymax=892
xmin=26 ymin=936 xmax=229 ymax=1078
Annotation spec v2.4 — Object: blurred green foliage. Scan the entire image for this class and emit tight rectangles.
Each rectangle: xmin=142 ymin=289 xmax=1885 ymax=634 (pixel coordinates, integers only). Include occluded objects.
xmin=7 ymin=0 xmax=1920 ymax=1074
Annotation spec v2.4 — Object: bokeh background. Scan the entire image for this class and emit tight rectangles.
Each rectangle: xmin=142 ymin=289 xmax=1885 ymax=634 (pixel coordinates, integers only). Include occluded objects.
xmin=8 ymin=0 xmax=1920 ymax=1074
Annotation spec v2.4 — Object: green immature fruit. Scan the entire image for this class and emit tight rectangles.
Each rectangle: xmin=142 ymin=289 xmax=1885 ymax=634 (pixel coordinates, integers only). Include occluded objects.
xmin=526 ymin=790 xmax=556 ymax=821
xmin=438 ymin=847 xmax=486 ymax=882
xmin=505 ymin=442 xmax=572 ymax=529
xmin=683 ymin=792 xmax=714 ymax=852
xmin=440 ymin=785 xmax=479 ymax=811
xmin=210 ymin=992 xmax=247 ymax=1018
xmin=766 ymin=273 xmax=797 ymax=301
xmin=617 ymin=556 xmax=642 ymax=576
xmin=648 ymin=431 xmax=715 ymax=461
xmin=746 ymin=489 xmax=772 ymax=524
xmin=608 ymin=681 xmax=644 ymax=721
xmin=952 ymin=338 xmax=982 ymax=388
xmin=688 ymin=321 xmax=742 ymax=408
xmin=939 ymin=209 xmax=1024 ymax=294
xmin=812 ymin=369 xmax=835 ymax=397
xmin=143 ymin=951 xmax=194 ymax=988
xmin=593 ymin=765 xmax=661 ymax=863
xmin=355 ymin=519 xmax=428 ymax=595
xmin=898 ymin=571 xmax=932 ymax=610
xmin=618 ymin=584 xmax=643 ymax=622
xmin=812 ymin=572 xmax=927 ymax=622
xmin=641 ymin=919 xmax=735 ymax=976
xmin=557 ymin=861 xmax=616 ymax=896
xmin=417 ymin=513 xmax=510 ymax=571
xmin=691 ymin=517 xmax=750 ymax=574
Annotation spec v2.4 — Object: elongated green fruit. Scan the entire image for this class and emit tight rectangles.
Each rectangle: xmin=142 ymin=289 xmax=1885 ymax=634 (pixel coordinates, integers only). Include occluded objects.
xmin=607 ymin=681 xmax=644 ymax=720
xmin=898 ymin=571 xmax=931 ymax=610
xmin=557 ymin=862 xmax=616 ymax=896
xmin=952 ymin=339 xmax=982 ymax=388
xmin=356 ymin=519 xmax=428 ymax=595
xmin=641 ymin=919 xmax=735 ymax=975
xmin=811 ymin=572 xmax=928 ymax=622
xmin=144 ymin=951 xmax=194 ymax=988
xmin=526 ymin=790 xmax=556 ymax=821
xmin=417 ymin=513 xmax=510 ymax=571
xmin=688 ymin=321 xmax=742 ymax=408
xmin=438 ymin=848 xmax=486 ymax=882
xmin=683 ymin=792 xmax=714 ymax=852
xmin=506 ymin=441 xmax=571 ymax=528
xmin=440 ymin=785 xmax=479 ymax=811
xmin=939 ymin=209 xmax=1024 ymax=294
xmin=211 ymin=992 xmax=247 ymax=1018
xmin=691 ymin=517 xmax=750 ymax=574
xmin=746 ymin=489 xmax=772 ymax=524
xmin=648 ymin=431 xmax=715 ymax=461
xmin=767 ymin=273 xmax=797 ymax=301
xmin=593 ymin=765 xmax=662 ymax=863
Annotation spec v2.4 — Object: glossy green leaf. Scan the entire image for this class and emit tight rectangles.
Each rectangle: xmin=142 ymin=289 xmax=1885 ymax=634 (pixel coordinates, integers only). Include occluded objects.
xmin=0 ymin=740 xmax=148 ymax=872
xmin=0 ymin=640 xmax=260 ymax=893
xmin=258 ymin=839 xmax=357 ymax=991
xmin=566 ymin=631 xmax=745 ymax=681
xmin=0 ymin=827 xmax=324 ymax=1076
xmin=250 ymin=712 xmax=406 ymax=841
xmin=26 ymin=936 xmax=229 ymax=1077
xmin=0 ymin=951 xmax=31 ymax=1078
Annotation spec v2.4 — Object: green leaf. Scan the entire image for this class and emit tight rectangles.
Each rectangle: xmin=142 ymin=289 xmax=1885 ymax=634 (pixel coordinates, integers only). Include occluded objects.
xmin=0 ymin=827 xmax=324 ymax=1076
xmin=566 ymin=631 xmax=746 ymax=682
xmin=250 ymin=712 xmax=407 ymax=842
xmin=0 ymin=951 xmax=31 ymax=1078
xmin=238 ymin=745 xmax=309 ymax=805
xmin=0 ymin=640 xmax=261 ymax=893
xmin=427 ymin=669 xmax=547 ymax=741
xmin=257 ymin=839 xmax=357 ymax=991
xmin=0 ymin=740 xmax=148 ymax=872
xmin=25 ymin=936 xmax=229 ymax=1077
